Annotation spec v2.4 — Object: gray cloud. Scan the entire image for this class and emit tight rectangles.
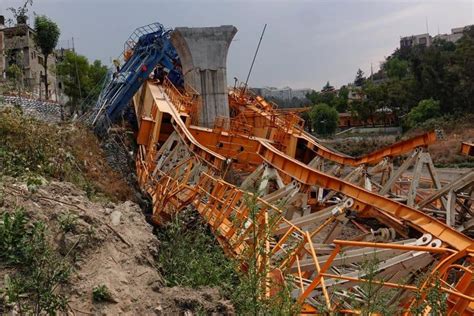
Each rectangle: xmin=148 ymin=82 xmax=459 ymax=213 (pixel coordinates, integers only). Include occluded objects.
xmin=1 ymin=0 xmax=472 ymax=89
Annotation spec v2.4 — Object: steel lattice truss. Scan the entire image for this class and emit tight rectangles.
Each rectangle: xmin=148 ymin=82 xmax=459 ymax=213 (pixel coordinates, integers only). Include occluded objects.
xmin=131 ymin=79 xmax=474 ymax=314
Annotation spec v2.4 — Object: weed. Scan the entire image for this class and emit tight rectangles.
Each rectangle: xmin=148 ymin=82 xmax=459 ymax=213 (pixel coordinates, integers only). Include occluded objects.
xmin=58 ymin=212 xmax=78 ymax=233
xmin=155 ymin=209 xmax=238 ymax=291
xmin=0 ymin=209 xmax=71 ymax=314
xmin=344 ymin=253 xmax=398 ymax=315
xmin=410 ymin=273 xmax=447 ymax=315
xmin=0 ymin=107 xmax=132 ymax=202
xmin=156 ymin=193 xmax=300 ymax=315
xmin=92 ymin=284 xmax=112 ymax=302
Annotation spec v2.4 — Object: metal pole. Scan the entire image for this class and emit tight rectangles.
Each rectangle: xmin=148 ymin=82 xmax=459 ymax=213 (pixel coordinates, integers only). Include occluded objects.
xmin=72 ymin=37 xmax=83 ymax=105
xmin=242 ymin=24 xmax=267 ymax=96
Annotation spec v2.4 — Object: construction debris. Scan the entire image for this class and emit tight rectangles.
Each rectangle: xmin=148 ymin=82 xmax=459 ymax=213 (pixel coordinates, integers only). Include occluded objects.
xmin=88 ymin=23 xmax=474 ymax=314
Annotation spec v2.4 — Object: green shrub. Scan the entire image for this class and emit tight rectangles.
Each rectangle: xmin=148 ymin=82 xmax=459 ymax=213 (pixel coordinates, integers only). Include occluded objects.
xmin=0 ymin=209 xmax=29 ymax=265
xmin=92 ymin=284 xmax=112 ymax=302
xmin=155 ymin=209 xmax=238 ymax=290
xmin=407 ymin=98 xmax=441 ymax=127
xmin=0 ymin=209 xmax=71 ymax=314
xmin=58 ymin=212 xmax=78 ymax=233
xmin=156 ymin=204 xmax=299 ymax=315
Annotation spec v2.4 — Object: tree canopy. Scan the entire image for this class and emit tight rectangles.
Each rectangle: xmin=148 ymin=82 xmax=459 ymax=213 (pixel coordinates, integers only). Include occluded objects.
xmin=57 ymin=50 xmax=108 ymax=114
xmin=34 ymin=15 xmax=60 ymax=100
xmin=34 ymin=16 xmax=60 ymax=57
xmin=309 ymin=103 xmax=339 ymax=136
xmin=407 ymin=98 xmax=441 ymax=128
xmin=354 ymin=68 xmax=366 ymax=86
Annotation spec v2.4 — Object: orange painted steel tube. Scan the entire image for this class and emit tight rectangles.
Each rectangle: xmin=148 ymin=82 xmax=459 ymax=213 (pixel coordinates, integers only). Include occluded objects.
xmin=258 ymin=140 xmax=474 ymax=252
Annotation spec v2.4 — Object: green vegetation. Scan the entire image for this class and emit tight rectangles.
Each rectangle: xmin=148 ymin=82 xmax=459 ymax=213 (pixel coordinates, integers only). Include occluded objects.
xmin=305 ymin=26 xmax=474 ymax=134
xmin=34 ymin=15 xmax=61 ymax=100
xmin=92 ymin=284 xmax=112 ymax=303
xmin=5 ymin=64 xmax=22 ymax=96
xmin=58 ymin=212 xmax=78 ymax=233
xmin=0 ymin=107 xmax=132 ymax=201
xmin=309 ymin=103 xmax=339 ymax=136
xmin=410 ymin=273 xmax=447 ymax=315
xmin=0 ymin=107 xmax=86 ymax=184
xmin=407 ymin=98 xmax=441 ymax=128
xmin=57 ymin=51 xmax=108 ymax=114
xmin=307 ymin=85 xmax=349 ymax=114
xmin=155 ymin=209 xmax=237 ymax=289
xmin=5 ymin=0 xmax=33 ymax=26
xmin=348 ymin=254 xmax=398 ymax=315
xmin=0 ymin=209 xmax=71 ymax=314
xmin=156 ymin=204 xmax=299 ymax=315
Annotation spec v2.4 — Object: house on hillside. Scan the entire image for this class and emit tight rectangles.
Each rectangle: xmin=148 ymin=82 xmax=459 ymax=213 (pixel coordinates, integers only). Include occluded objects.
xmin=0 ymin=15 xmax=60 ymax=101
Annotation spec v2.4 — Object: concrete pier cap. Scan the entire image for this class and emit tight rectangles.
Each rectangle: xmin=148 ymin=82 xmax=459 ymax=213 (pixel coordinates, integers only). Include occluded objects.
xmin=171 ymin=25 xmax=237 ymax=127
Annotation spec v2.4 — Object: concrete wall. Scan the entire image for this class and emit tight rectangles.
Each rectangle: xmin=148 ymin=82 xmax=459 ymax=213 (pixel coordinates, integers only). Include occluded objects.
xmin=171 ymin=26 xmax=237 ymax=127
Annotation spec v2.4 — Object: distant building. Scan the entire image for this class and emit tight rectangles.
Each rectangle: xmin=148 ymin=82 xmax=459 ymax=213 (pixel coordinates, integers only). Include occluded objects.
xmin=347 ymin=84 xmax=364 ymax=102
xmin=0 ymin=15 xmax=60 ymax=101
xmin=255 ymin=86 xmax=313 ymax=101
xmin=435 ymin=25 xmax=473 ymax=43
xmin=400 ymin=25 xmax=473 ymax=49
xmin=400 ymin=33 xmax=432 ymax=48
xmin=338 ymin=110 xmax=396 ymax=129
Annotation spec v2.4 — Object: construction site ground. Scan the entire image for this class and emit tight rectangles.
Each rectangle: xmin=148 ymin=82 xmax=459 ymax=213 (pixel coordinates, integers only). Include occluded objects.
xmin=0 ymin=178 xmax=233 ymax=315
xmin=0 ymin=105 xmax=234 ymax=315
xmin=1 ymin=92 xmax=473 ymax=314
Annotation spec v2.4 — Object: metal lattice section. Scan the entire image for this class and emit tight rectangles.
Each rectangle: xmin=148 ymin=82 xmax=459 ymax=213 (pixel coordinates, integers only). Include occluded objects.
xmin=131 ymin=79 xmax=474 ymax=314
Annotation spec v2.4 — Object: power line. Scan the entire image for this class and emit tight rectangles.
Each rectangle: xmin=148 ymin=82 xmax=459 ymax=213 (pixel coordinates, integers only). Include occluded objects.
xmin=72 ymin=36 xmax=82 ymax=101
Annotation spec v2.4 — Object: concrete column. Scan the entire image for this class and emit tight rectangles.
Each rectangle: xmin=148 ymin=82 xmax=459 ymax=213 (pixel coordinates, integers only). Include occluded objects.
xmin=171 ymin=25 xmax=237 ymax=127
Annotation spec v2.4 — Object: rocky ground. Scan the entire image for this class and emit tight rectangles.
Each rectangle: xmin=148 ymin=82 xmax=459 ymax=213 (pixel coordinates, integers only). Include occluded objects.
xmin=0 ymin=178 xmax=234 ymax=315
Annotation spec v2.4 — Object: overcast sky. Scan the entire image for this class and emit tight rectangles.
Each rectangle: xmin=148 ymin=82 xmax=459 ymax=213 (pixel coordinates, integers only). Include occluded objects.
xmin=1 ymin=0 xmax=473 ymax=89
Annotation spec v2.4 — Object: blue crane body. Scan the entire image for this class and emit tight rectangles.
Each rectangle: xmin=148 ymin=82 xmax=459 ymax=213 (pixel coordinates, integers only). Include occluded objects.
xmin=93 ymin=23 xmax=183 ymax=134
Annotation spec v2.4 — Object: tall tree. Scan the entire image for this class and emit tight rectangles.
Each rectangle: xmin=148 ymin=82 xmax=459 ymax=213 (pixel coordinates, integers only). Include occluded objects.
xmin=322 ymin=81 xmax=334 ymax=93
xmin=354 ymin=68 xmax=366 ymax=86
xmin=34 ymin=15 xmax=60 ymax=100
xmin=383 ymin=57 xmax=409 ymax=80
xmin=309 ymin=103 xmax=339 ymax=136
xmin=57 ymin=50 xmax=108 ymax=114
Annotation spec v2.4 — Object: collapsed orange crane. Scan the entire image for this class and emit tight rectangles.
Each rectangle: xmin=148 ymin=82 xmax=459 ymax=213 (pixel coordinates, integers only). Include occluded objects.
xmin=132 ymin=78 xmax=474 ymax=314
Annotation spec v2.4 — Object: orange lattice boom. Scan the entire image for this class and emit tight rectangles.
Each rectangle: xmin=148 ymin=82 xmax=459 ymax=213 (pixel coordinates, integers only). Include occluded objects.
xmin=132 ymin=79 xmax=474 ymax=314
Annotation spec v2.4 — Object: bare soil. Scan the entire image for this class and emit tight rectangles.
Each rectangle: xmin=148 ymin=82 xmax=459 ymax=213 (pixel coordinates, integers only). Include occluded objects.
xmin=0 ymin=179 xmax=234 ymax=315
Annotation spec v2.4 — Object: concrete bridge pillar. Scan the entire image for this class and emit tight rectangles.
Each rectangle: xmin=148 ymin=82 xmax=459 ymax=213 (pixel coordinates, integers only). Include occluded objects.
xmin=171 ymin=25 xmax=237 ymax=127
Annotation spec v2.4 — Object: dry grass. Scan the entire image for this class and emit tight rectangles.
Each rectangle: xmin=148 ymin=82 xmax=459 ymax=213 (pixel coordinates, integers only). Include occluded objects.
xmin=407 ymin=114 xmax=474 ymax=167
xmin=0 ymin=107 xmax=133 ymax=201
xmin=66 ymin=125 xmax=134 ymax=201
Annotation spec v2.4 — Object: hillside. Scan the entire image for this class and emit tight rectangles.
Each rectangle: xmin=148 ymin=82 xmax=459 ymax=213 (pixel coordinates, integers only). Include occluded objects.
xmin=0 ymin=106 xmax=234 ymax=315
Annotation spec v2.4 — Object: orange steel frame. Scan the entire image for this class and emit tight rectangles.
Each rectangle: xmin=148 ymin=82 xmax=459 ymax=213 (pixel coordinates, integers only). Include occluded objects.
xmin=461 ymin=142 xmax=474 ymax=156
xmin=133 ymin=79 xmax=474 ymax=314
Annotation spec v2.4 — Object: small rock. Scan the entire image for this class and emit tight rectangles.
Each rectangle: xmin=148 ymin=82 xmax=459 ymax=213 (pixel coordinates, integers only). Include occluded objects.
xmin=110 ymin=210 xmax=122 ymax=226
xmin=105 ymin=201 xmax=115 ymax=209
xmin=149 ymin=280 xmax=162 ymax=292
xmin=154 ymin=305 xmax=163 ymax=315
xmin=120 ymin=278 xmax=129 ymax=285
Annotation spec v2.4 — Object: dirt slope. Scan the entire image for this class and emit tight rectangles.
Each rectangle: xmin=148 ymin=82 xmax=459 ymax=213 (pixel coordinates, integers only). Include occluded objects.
xmin=0 ymin=179 xmax=233 ymax=315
